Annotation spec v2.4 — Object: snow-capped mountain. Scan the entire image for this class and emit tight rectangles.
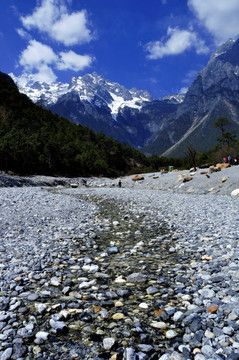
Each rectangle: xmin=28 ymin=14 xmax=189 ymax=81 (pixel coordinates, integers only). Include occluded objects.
xmin=10 ymin=72 xmax=153 ymax=120
xmin=9 ymin=71 xmax=184 ymax=150
xmin=12 ymin=36 xmax=239 ymax=159
xmin=161 ymin=94 xmax=185 ymax=104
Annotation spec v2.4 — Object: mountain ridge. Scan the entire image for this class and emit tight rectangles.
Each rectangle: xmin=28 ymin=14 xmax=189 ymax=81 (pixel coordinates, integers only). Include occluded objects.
xmin=10 ymin=38 xmax=239 ymax=157
xmin=10 ymin=71 xmax=184 ymax=150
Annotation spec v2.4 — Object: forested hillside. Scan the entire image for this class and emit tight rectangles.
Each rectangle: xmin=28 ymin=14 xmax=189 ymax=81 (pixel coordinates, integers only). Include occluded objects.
xmin=0 ymin=72 xmax=149 ymax=177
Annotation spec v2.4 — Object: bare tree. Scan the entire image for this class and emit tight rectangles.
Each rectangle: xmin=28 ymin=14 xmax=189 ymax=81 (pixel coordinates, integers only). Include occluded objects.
xmin=185 ymin=143 xmax=197 ymax=171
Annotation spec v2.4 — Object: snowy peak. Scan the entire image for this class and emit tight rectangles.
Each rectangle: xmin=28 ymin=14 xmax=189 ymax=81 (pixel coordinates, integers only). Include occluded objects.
xmin=9 ymin=72 xmax=69 ymax=105
xmin=209 ymin=39 xmax=236 ymax=62
xmin=69 ymin=71 xmax=152 ymax=101
xmin=10 ymin=72 xmax=153 ymax=117
xmin=161 ymin=94 xmax=185 ymax=104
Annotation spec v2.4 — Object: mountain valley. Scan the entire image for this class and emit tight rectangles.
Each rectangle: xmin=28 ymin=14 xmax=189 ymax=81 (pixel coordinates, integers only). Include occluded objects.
xmin=11 ymin=38 xmax=239 ymax=157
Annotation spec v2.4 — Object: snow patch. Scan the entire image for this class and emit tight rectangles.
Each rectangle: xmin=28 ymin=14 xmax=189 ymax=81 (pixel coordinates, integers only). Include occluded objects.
xmin=108 ymin=92 xmax=143 ymax=120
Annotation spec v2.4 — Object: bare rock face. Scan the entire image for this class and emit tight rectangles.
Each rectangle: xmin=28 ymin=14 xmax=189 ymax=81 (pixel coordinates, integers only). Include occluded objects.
xmin=147 ymin=39 xmax=239 ymax=158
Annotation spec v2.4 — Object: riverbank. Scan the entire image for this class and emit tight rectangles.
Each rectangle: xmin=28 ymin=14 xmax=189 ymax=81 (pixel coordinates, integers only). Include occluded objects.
xmin=0 ymin=177 xmax=239 ymax=359
xmin=1 ymin=164 xmax=239 ymax=196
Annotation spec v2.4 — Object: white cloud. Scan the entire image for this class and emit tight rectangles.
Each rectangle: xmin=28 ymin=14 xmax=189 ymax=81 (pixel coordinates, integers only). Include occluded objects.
xmin=188 ymin=0 xmax=239 ymax=44
xmin=17 ymin=1 xmax=95 ymax=81
xmin=19 ymin=40 xmax=58 ymax=82
xmin=32 ymin=64 xmax=57 ymax=83
xmin=16 ymin=28 xmax=32 ymax=40
xmin=179 ymin=87 xmax=188 ymax=94
xmin=51 ymin=11 xmax=91 ymax=46
xmin=20 ymin=0 xmax=93 ymax=46
xmin=146 ymin=27 xmax=209 ymax=59
xmin=21 ymin=0 xmax=60 ymax=33
xmin=19 ymin=40 xmax=58 ymax=70
xmin=18 ymin=40 xmax=94 ymax=82
xmin=57 ymin=50 xmax=93 ymax=71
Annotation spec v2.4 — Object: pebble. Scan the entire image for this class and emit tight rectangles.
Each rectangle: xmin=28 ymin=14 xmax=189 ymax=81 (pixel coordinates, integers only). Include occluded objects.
xmin=150 ymin=321 xmax=167 ymax=329
xmin=0 ymin=179 xmax=239 ymax=359
xmin=112 ymin=313 xmax=124 ymax=320
xmin=165 ymin=330 xmax=177 ymax=338
xmin=103 ymin=337 xmax=115 ymax=350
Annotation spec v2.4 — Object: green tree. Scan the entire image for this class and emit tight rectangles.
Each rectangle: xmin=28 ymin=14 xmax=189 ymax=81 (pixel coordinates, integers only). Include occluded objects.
xmin=213 ymin=117 xmax=236 ymax=146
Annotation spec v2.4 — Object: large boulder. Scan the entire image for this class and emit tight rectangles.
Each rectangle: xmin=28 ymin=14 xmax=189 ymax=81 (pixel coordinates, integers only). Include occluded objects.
xmin=216 ymin=163 xmax=230 ymax=169
xmin=132 ymin=174 xmax=144 ymax=181
xmin=209 ymin=165 xmax=221 ymax=173
xmin=183 ymin=176 xmax=193 ymax=183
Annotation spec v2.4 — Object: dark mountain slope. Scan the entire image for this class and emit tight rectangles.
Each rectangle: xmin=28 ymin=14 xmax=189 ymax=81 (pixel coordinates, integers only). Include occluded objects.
xmin=0 ymin=71 xmax=149 ymax=176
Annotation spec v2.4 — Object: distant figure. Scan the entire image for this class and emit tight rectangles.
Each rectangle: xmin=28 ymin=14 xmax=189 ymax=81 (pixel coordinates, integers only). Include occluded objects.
xmin=81 ymin=179 xmax=88 ymax=186
xmin=228 ymin=155 xmax=232 ymax=164
xmin=118 ymin=179 xmax=122 ymax=188
xmin=233 ymin=156 xmax=238 ymax=165
xmin=223 ymin=157 xmax=227 ymax=163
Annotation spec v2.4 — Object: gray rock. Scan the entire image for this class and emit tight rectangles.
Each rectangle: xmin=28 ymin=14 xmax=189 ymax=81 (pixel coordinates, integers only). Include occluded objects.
xmin=126 ymin=273 xmax=148 ymax=283
xmin=183 ymin=313 xmax=202 ymax=332
xmin=123 ymin=347 xmax=137 ymax=360
xmin=49 ymin=319 xmax=67 ymax=332
xmin=0 ymin=348 xmax=12 ymax=360
xmin=146 ymin=286 xmax=158 ymax=295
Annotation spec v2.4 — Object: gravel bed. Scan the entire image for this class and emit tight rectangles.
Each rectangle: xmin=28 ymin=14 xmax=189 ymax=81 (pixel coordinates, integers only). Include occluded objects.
xmin=0 ymin=180 xmax=239 ymax=359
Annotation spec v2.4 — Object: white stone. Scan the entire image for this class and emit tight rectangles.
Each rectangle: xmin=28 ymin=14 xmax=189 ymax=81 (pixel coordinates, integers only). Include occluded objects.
xmin=36 ymin=303 xmax=47 ymax=314
xmin=139 ymin=302 xmax=148 ymax=309
xmin=50 ymin=319 xmax=67 ymax=331
xmin=50 ymin=277 xmax=61 ymax=286
xmin=231 ymin=189 xmax=239 ymax=196
xmin=82 ymin=264 xmax=99 ymax=273
xmin=165 ymin=330 xmax=177 ymax=339
xmin=114 ymin=276 xmax=126 ymax=284
xmin=205 ymin=329 xmax=214 ymax=338
xmin=150 ymin=321 xmax=167 ymax=329
xmin=59 ymin=309 xmax=70 ymax=319
xmin=103 ymin=337 xmax=115 ymax=350
xmin=79 ymin=280 xmax=96 ymax=289
xmin=181 ymin=295 xmax=192 ymax=301
xmin=35 ymin=331 xmax=49 ymax=341
xmin=158 ymin=355 xmax=170 ymax=360
xmin=173 ymin=311 xmax=184 ymax=322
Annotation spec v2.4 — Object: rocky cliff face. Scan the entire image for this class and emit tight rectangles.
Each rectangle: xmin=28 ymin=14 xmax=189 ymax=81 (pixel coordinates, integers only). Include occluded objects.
xmin=150 ymin=39 xmax=239 ymax=157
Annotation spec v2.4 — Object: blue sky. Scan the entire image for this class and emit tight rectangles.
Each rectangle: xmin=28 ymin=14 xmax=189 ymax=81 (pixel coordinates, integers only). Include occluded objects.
xmin=1 ymin=0 xmax=239 ymax=98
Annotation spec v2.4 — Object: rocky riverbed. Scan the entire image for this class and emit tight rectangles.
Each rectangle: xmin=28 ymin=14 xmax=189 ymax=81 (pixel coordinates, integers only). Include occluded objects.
xmin=1 ymin=171 xmax=239 ymax=359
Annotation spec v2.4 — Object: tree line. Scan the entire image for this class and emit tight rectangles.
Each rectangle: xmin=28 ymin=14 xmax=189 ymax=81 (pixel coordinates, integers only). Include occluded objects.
xmin=185 ymin=116 xmax=239 ymax=169
xmin=0 ymin=71 xmax=184 ymax=177
xmin=2 ymin=71 xmax=235 ymax=177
